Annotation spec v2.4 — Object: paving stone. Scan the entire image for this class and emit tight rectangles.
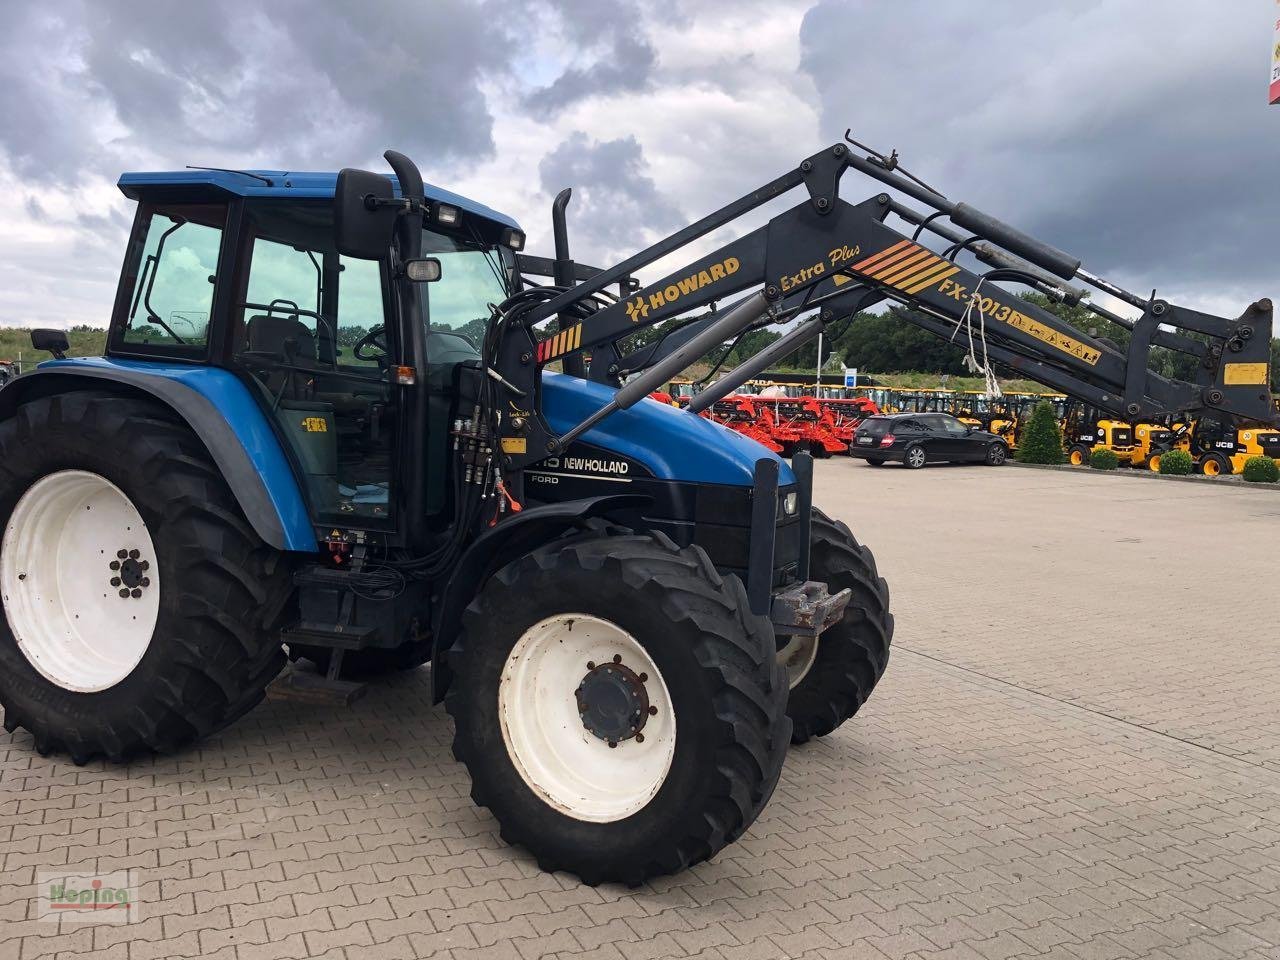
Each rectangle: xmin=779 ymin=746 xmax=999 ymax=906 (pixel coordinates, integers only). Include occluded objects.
xmin=2 ymin=465 xmax=1279 ymax=960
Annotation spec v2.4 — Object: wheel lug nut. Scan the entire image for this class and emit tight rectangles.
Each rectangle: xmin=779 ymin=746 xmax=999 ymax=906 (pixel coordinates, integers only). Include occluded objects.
xmin=128 ymin=549 xmax=140 ymax=560
xmin=648 ymin=706 xmax=658 ymax=716
xmin=140 ymin=561 xmax=149 ymax=571
xmin=638 ymin=673 xmax=648 ymax=682
xmin=118 ymin=588 xmax=130 ymax=598
xmin=110 ymin=577 xmax=121 ymax=587
xmin=635 ymin=733 xmax=644 ymax=743
xmin=608 ymin=741 xmax=617 ymax=749
xmin=586 ymin=661 xmax=595 ymax=670
xmin=109 ymin=560 xmax=120 ymax=571
xmin=140 ymin=577 xmax=150 ymax=588
xmin=117 ymin=549 xmax=128 ymax=559
xmin=130 ymin=589 xmax=142 ymax=599
xmin=612 ymin=654 xmax=622 ymax=663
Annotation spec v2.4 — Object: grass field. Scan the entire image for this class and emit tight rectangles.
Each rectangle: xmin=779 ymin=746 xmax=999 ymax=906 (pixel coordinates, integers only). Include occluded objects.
xmin=0 ymin=328 xmax=107 ymax=368
xmin=856 ymin=371 xmax=1051 ymax=393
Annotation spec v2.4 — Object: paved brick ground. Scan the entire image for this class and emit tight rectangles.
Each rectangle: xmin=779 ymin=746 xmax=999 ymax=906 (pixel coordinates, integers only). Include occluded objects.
xmin=3 ymin=460 xmax=1279 ymax=959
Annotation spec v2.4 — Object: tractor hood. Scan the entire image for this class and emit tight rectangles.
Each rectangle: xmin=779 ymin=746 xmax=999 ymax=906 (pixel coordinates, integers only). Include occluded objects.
xmin=541 ymin=372 xmax=794 ymax=487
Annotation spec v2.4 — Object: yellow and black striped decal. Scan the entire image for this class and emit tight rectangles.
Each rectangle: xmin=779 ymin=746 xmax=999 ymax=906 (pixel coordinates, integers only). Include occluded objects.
xmin=849 ymin=239 xmax=961 ymax=294
xmin=536 ymin=323 xmax=583 ymax=363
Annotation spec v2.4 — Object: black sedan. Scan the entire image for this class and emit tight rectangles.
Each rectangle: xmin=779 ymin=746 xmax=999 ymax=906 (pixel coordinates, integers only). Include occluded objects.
xmin=850 ymin=413 xmax=1009 ymax=468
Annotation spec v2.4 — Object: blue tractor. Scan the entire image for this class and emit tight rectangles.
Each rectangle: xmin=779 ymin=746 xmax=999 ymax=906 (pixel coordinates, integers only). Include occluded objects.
xmin=0 ymin=149 xmax=891 ymax=884
xmin=3 ymin=139 xmax=1265 ymax=882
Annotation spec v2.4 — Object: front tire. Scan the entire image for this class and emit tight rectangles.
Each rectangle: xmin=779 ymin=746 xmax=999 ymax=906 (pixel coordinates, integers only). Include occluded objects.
xmin=446 ymin=531 xmax=789 ymax=885
xmin=1068 ymin=444 xmax=1091 ymax=466
xmin=986 ymin=442 xmax=1008 ymax=465
xmin=783 ymin=510 xmax=893 ymax=744
xmin=0 ymin=392 xmax=291 ymax=763
xmin=1199 ymin=453 xmax=1229 ymax=477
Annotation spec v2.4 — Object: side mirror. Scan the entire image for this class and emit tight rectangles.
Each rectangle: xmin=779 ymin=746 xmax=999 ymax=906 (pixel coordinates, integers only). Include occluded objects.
xmin=31 ymin=328 xmax=69 ymax=360
xmin=334 ymin=168 xmax=398 ymax=260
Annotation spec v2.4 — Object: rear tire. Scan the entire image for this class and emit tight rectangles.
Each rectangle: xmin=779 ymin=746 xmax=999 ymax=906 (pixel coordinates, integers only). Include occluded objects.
xmin=1068 ymin=444 xmax=1091 ymax=466
xmin=783 ymin=510 xmax=893 ymax=744
xmin=904 ymin=444 xmax=927 ymax=469
xmin=0 ymin=392 xmax=291 ymax=763
xmin=446 ymin=530 xmax=789 ymax=885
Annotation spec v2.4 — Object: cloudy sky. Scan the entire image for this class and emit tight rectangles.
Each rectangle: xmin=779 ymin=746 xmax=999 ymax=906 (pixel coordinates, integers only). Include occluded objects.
xmin=0 ymin=0 xmax=1277 ymax=330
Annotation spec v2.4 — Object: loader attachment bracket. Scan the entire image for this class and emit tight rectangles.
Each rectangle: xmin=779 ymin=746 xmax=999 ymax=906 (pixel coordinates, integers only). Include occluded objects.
xmin=771 ymin=583 xmax=851 ymax=638
xmin=801 ymin=143 xmax=850 ymax=215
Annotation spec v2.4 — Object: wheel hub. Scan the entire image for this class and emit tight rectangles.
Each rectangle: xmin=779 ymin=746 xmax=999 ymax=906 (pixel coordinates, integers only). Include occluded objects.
xmin=575 ymin=657 xmax=652 ymax=747
xmin=110 ymin=549 xmax=152 ymax=598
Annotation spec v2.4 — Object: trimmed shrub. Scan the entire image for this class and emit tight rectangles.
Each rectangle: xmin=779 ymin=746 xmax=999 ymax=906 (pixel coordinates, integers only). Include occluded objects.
xmin=1089 ymin=448 xmax=1120 ymax=471
xmin=1015 ymin=401 xmax=1065 ymax=464
xmin=1242 ymin=455 xmax=1279 ymax=483
xmin=1157 ymin=449 xmax=1193 ymax=475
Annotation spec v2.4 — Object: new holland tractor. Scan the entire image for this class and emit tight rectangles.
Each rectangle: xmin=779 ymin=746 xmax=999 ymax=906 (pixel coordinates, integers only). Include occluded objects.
xmin=0 ymin=138 xmax=1271 ymax=885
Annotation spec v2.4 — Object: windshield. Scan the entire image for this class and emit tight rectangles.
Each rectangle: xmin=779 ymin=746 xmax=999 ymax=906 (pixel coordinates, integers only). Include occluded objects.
xmin=422 ymin=228 xmax=512 ymax=345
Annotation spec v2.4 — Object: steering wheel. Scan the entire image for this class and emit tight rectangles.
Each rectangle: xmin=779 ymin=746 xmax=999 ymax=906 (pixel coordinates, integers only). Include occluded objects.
xmin=353 ymin=326 xmax=388 ymax=364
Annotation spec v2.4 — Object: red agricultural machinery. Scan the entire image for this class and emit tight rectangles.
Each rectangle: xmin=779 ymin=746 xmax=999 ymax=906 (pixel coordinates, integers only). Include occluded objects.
xmin=816 ymin=397 xmax=880 ymax=445
xmin=706 ymin=397 xmax=784 ymax=452
xmin=670 ymin=391 xmax=880 ymax=457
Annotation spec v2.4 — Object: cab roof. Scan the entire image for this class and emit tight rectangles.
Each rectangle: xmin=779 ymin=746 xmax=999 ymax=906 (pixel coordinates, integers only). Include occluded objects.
xmin=117 ymin=168 xmax=519 ymax=230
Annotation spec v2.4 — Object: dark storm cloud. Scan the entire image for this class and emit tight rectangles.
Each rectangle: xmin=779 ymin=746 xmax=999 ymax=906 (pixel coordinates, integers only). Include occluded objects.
xmin=521 ymin=0 xmax=656 ymax=117
xmin=0 ymin=0 xmax=514 ymax=181
xmin=799 ymin=0 xmax=1280 ymax=304
xmin=538 ymin=132 xmax=682 ymax=253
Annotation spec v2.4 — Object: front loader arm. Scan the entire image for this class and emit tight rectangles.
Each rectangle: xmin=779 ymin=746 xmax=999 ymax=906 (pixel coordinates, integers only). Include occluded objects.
xmin=491 ymin=141 xmax=1274 ymax=472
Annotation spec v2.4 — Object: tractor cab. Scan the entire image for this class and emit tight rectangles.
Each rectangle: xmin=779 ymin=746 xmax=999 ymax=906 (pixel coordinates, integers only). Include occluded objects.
xmin=109 ymin=168 xmax=521 ymax=539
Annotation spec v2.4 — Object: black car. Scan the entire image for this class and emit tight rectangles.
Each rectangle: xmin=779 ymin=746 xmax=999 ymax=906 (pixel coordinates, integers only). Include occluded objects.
xmin=850 ymin=412 xmax=1009 ymax=468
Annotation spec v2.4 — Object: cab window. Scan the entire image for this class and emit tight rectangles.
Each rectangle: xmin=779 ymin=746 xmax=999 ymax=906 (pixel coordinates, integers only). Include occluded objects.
xmin=112 ymin=203 xmax=226 ymax=356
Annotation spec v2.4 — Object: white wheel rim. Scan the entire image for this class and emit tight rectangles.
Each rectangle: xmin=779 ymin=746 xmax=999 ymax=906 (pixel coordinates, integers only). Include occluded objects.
xmin=1 ymin=470 xmax=160 ymax=692
xmin=498 ymin=614 xmax=676 ymax=822
xmin=777 ymin=634 xmax=818 ymax=689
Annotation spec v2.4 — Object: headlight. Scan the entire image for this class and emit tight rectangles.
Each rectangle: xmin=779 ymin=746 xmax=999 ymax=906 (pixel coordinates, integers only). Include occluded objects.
xmin=783 ymin=491 xmax=798 ymax=516
xmin=501 ymin=227 xmax=526 ymax=251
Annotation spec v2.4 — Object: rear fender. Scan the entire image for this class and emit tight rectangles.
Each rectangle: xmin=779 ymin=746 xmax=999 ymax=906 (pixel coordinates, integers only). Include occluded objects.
xmin=0 ymin=361 xmax=316 ymax=552
xmin=430 ymin=493 xmax=650 ymax=702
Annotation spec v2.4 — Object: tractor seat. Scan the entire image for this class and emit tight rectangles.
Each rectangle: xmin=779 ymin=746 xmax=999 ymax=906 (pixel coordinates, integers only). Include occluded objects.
xmin=246 ymin=313 xmax=318 ymax=365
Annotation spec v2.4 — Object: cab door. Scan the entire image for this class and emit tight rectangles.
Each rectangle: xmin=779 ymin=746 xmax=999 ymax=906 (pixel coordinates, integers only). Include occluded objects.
xmin=228 ymin=199 xmax=401 ymax=533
